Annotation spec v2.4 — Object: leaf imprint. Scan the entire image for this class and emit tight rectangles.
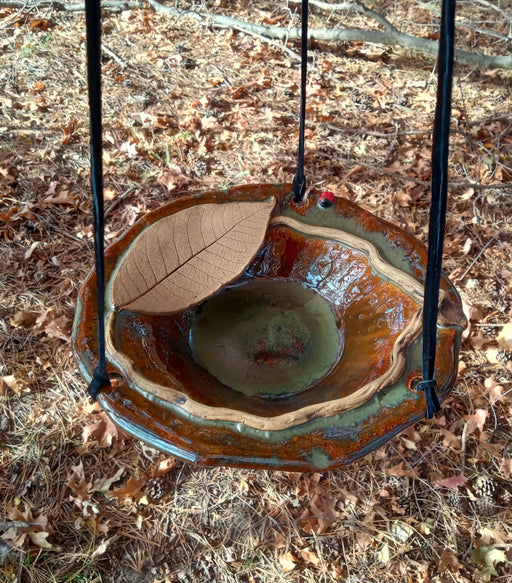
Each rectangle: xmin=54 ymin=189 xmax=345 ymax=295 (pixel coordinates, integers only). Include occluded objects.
xmin=111 ymin=198 xmax=276 ymax=314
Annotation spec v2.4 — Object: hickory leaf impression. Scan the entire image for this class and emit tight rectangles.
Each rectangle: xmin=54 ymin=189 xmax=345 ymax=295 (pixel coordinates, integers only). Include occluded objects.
xmin=111 ymin=198 xmax=276 ymax=314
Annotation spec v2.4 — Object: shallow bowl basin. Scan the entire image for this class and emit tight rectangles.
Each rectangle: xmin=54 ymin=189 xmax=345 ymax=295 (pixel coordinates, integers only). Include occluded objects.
xmin=73 ymin=183 xmax=466 ymax=471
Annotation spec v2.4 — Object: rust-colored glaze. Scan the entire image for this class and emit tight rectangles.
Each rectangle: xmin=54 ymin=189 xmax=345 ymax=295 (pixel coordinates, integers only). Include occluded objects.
xmin=73 ymin=184 xmax=466 ymax=471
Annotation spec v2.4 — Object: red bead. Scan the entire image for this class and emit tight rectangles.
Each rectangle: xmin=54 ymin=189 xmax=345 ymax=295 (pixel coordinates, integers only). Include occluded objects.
xmin=319 ymin=191 xmax=335 ymax=208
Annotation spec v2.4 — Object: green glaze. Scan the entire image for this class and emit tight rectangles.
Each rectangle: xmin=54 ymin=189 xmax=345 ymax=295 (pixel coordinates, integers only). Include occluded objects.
xmin=132 ymin=348 xmax=421 ymax=446
xmin=305 ymin=448 xmax=333 ymax=470
xmin=189 ymin=279 xmax=341 ymax=396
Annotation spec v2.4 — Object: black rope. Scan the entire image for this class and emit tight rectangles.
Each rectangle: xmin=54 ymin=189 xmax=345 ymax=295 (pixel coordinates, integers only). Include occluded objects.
xmin=417 ymin=0 xmax=456 ymax=418
xmin=292 ymin=0 xmax=309 ymax=203
xmin=85 ymin=0 xmax=111 ymax=399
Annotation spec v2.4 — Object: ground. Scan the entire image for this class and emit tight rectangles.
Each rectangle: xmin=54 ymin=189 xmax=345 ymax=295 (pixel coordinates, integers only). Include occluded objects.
xmin=1 ymin=1 xmax=512 ymax=582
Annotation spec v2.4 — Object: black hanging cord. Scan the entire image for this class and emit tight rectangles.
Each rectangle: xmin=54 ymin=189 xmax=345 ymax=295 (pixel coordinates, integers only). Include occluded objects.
xmin=417 ymin=0 xmax=456 ymax=418
xmin=85 ymin=0 xmax=111 ymax=399
xmin=292 ymin=0 xmax=309 ymax=203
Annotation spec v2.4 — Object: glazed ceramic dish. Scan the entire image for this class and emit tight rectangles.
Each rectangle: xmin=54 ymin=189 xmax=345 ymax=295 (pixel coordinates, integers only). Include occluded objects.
xmin=73 ymin=183 xmax=466 ymax=471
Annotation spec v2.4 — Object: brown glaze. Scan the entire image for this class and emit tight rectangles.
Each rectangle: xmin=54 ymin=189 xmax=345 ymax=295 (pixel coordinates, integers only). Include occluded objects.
xmin=73 ymin=184 xmax=466 ymax=471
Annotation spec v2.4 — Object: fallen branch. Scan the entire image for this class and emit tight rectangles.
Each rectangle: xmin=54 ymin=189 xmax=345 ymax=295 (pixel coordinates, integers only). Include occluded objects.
xmin=2 ymin=0 xmax=511 ymax=69
xmin=304 ymin=0 xmax=512 ymax=43
xmin=144 ymin=1 xmax=512 ymax=70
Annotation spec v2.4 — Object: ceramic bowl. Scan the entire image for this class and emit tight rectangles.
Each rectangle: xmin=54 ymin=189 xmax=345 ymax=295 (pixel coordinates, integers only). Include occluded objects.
xmin=73 ymin=184 xmax=466 ymax=471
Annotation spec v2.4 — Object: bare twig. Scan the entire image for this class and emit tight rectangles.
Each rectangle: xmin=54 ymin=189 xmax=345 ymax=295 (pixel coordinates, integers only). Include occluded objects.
xmin=105 ymin=185 xmax=143 ymax=216
xmin=413 ymin=0 xmax=512 ymax=43
xmin=291 ymin=0 xmax=354 ymax=10
xmin=323 ymin=121 xmax=433 ymax=137
xmin=460 ymin=421 xmax=468 ymax=469
xmin=473 ymin=0 xmax=512 ymax=20
xmin=141 ymin=2 xmax=512 ymax=69
xmin=233 ymin=27 xmax=301 ymax=61
xmin=0 ymin=0 xmax=30 ymax=26
xmin=289 ymin=0 xmax=400 ymax=33
xmin=457 ymin=22 xmax=512 ymax=44
xmin=167 ymin=3 xmax=512 ymax=70
xmin=103 ymin=45 xmax=128 ymax=69
xmin=456 ymin=236 xmax=498 ymax=281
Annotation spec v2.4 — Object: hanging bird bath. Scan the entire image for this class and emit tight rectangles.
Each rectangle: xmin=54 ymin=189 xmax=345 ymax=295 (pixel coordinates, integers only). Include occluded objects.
xmin=73 ymin=183 xmax=466 ymax=471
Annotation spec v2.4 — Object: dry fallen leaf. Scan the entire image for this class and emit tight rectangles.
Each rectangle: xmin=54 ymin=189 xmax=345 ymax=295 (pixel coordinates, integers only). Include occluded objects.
xmin=111 ymin=198 xmax=276 ymax=314
xmin=10 ymin=311 xmax=39 ymax=327
xmin=60 ymin=118 xmax=79 ymax=145
xmin=104 ymin=187 xmax=116 ymax=201
xmin=338 ymin=487 xmax=358 ymax=506
xmin=157 ymin=164 xmax=190 ymax=191
xmin=1 ymin=506 xmax=52 ymax=550
xmin=300 ymin=548 xmax=321 ymax=566
xmin=152 ymin=458 xmax=176 ymax=478
xmin=91 ymin=468 xmax=125 ymax=494
xmin=440 ymin=427 xmax=461 ymax=450
xmin=33 ymin=309 xmax=71 ymax=341
xmin=497 ymin=322 xmax=512 ymax=351
xmin=435 ymin=475 xmax=467 ymax=490
xmin=29 ymin=531 xmax=52 ymax=549
xmin=470 ymin=546 xmax=507 ymax=581
xmin=278 ymin=551 xmax=297 ymax=573
xmin=82 ymin=411 xmax=130 ymax=448
xmin=391 ymin=521 xmax=414 ymax=543
xmin=90 ymin=535 xmax=120 ymax=559
xmin=484 ymin=378 xmax=504 ymax=405
xmin=464 ymin=409 xmax=488 ymax=436
xmin=0 ymin=375 xmax=23 ymax=397
xmin=24 ymin=241 xmax=40 ymax=260
xmin=376 ymin=541 xmax=391 ymax=565
xmin=41 ymin=191 xmax=77 ymax=206
xmin=437 ymin=548 xmax=462 ymax=574
xmin=67 ymin=462 xmax=91 ymax=505
xmin=499 ymin=458 xmax=512 ymax=477
xmin=478 ymin=526 xmax=508 ymax=546
xmin=273 ymin=530 xmax=287 ymax=550
xmin=120 ymin=140 xmax=138 ymax=158
xmin=111 ymin=477 xmax=145 ymax=502
xmin=462 ymin=301 xmax=482 ymax=340
xmin=299 ymin=493 xmax=341 ymax=535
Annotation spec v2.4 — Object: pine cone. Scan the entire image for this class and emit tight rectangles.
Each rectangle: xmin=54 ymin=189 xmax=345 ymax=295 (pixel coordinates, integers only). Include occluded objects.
xmin=385 ymin=475 xmax=409 ymax=496
xmin=499 ymin=488 xmax=512 ymax=505
xmin=473 ymin=496 xmax=496 ymax=517
xmin=447 ymin=491 xmax=464 ymax=513
xmin=497 ymin=350 xmax=512 ymax=364
xmin=146 ymin=477 xmax=165 ymax=501
xmin=472 ymin=475 xmax=496 ymax=498
xmin=194 ymin=159 xmax=208 ymax=177
xmin=480 ymin=325 xmax=497 ymax=337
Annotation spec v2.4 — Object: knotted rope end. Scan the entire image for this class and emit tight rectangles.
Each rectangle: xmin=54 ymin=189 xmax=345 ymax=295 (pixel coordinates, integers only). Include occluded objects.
xmin=417 ymin=379 xmax=441 ymax=419
xmin=87 ymin=367 xmax=111 ymax=401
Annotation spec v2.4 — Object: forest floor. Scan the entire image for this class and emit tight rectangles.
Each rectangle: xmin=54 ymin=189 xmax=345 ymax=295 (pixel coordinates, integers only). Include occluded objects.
xmin=1 ymin=1 xmax=512 ymax=582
